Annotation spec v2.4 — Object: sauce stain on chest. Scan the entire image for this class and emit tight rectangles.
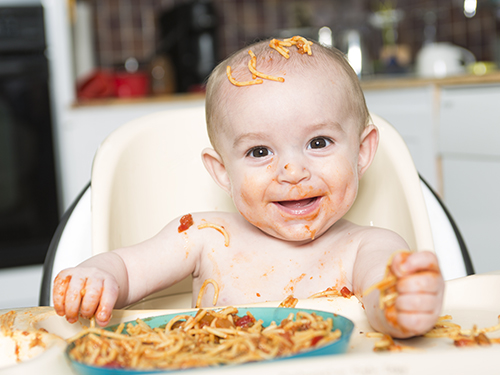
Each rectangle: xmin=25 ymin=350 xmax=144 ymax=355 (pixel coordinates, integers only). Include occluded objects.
xmin=283 ymin=272 xmax=307 ymax=294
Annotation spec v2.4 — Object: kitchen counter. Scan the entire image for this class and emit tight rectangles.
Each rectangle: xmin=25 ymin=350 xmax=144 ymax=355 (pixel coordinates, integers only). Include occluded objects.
xmin=361 ymin=71 xmax=500 ymax=90
xmin=71 ymin=72 xmax=500 ymax=108
xmin=73 ymin=92 xmax=206 ymax=108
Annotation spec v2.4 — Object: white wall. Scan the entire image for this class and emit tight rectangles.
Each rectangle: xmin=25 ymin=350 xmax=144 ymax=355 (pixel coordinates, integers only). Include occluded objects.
xmin=41 ymin=0 xmax=77 ymax=215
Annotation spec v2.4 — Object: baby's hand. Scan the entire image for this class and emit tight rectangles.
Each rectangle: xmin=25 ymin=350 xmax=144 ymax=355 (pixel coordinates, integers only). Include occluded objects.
xmin=388 ymin=251 xmax=444 ymax=338
xmin=53 ymin=267 xmax=120 ymax=327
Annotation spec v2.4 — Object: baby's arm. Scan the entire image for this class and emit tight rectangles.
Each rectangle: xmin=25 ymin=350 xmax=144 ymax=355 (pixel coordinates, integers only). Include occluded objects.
xmin=53 ymin=215 xmax=201 ymax=326
xmin=353 ymin=229 xmax=444 ymax=338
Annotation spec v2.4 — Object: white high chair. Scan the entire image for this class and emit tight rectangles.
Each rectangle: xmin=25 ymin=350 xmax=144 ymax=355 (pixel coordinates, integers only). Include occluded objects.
xmin=39 ymin=104 xmax=474 ymax=308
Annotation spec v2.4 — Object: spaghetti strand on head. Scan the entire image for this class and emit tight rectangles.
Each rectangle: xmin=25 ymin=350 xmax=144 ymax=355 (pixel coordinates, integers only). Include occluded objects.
xmin=248 ymin=50 xmax=258 ymax=79
xmin=269 ymin=39 xmax=291 ymax=58
xmin=247 ymin=50 xmax=284 ymax=83
xmin=226 ymin=66 xmax=263 ymax=87
xmin=227 ymin=36 xmax=313 ymax=87
xmin=283 ymin=36 xmax=313 ymax=55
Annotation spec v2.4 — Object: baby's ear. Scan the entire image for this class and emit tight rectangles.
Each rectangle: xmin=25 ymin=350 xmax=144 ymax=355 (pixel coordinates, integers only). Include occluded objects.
xmin=357 ymin=124 xmax=379 ymax=178
xmin=201 ymin=148 xmax=232 ymax=196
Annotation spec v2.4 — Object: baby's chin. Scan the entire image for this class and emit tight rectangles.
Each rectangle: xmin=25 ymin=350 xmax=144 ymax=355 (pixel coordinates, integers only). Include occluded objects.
xmin=239 ymin=209 xmax=332 ymax=242
xmin=257 ymin=223 xmax=324 ymax=242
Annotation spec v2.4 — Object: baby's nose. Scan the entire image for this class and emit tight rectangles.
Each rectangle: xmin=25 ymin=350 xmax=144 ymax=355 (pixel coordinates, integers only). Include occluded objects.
xmin=277 ymin=162 xmax=311 ymax=184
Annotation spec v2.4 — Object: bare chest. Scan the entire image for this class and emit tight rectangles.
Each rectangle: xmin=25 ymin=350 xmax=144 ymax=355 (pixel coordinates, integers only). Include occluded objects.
xmin=193 ymin=237 xmax=357 ymax=307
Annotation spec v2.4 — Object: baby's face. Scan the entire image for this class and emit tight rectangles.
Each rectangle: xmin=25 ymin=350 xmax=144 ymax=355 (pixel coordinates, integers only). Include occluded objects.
xmin=217 ymin=70 xmax=364 ymax=242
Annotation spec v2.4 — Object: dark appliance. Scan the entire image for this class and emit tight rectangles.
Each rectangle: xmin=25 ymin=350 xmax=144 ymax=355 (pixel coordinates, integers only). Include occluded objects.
xmin=158 ymin=0 xmax=218 ymax=93
xmin=0 ymin=5 xmax=59 ymax=268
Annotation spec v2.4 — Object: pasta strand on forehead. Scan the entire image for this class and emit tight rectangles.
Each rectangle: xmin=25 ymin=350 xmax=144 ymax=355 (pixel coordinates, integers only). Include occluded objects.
xmin=247 ymin=50 xmax=285 ymax=83
xmin=226 ymin=36 xmax=313 ymax=87
xmin=226 ymin=66 xmax=263 ymax=87
xmin=248 ymin=50 xmax=257 ymax=79
xmin=283 ymin=36 xmax=313 ymax=55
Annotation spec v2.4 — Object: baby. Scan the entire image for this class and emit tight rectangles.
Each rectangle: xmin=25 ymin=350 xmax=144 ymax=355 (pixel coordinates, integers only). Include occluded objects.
xmin=53 ymin=37 xmax=444 ymax=339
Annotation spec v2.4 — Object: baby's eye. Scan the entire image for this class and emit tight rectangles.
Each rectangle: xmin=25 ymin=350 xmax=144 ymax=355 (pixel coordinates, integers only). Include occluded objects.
xmin=308 ymin=137 xmax=332 ymax=149
xmin=247 ymin=147 xmax=272 ymax=158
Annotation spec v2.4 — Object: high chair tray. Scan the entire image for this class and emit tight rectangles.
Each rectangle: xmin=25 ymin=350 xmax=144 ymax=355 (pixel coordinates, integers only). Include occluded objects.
xmin=2 ymin=272 xmax=500 ymax=375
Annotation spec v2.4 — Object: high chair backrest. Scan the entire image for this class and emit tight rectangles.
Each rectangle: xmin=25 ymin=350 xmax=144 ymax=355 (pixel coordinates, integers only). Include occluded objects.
xmin=91 ymin=103 xmax=435 ymax=300
xmin=91 ymin=102 xmax=236 ymax=257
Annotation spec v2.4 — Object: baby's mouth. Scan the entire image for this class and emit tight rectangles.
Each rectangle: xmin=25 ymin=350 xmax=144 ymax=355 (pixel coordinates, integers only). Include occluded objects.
xmin=274 ymin=197 xmax=321 ymax=216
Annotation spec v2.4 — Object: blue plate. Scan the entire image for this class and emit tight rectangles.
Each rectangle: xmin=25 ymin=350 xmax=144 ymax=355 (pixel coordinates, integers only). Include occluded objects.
xmin=67 ymin=307 xmax=354 ymax=374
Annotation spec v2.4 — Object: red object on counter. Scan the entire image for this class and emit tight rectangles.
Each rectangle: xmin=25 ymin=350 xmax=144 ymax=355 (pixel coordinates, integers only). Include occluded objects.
xmin=114 ymin=71 xmax=150 ymax=98
xmin=77 ymin=70 xmax=116 ymax=100
xmin=76 ymin=69 xmax=150 ymax=100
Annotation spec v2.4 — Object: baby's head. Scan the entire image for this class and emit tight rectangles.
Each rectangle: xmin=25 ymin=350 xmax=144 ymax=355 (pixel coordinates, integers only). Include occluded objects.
xmin=202 ymin=37 xmax=378 ymax=242
xmin=205 ymin=38 xmax=370 ymax=154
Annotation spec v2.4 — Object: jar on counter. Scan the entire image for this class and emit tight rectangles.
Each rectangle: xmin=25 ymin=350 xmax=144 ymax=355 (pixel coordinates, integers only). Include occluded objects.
xmin=150 ymin=55 xmax=177 ymax=95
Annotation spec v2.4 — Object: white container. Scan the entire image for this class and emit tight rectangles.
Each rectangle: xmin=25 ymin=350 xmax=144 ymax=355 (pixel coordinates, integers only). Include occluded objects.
xmin=416 ymin=42 xmax=476 ymax=78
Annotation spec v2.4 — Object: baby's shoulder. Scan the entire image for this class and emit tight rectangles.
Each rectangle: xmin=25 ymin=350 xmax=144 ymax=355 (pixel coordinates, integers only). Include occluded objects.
xmin=188 ymin=211 xmax=246 ymax=228
xmin=172 ymin=211 xmax=255 ymax=241
xmin=182 ymin=211 xmax=272 ymax=256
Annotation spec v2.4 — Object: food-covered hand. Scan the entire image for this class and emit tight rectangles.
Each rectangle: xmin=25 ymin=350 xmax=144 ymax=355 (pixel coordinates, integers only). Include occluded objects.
xmin=385 ymin=251 xmax=444 ymax=338
xmin=53 ymin=267 xmax=120 ymax=327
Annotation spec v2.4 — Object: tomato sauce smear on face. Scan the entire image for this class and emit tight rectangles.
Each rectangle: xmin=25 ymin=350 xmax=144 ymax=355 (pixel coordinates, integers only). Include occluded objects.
xmin=178 ymin=214 xmax=194 ymax=233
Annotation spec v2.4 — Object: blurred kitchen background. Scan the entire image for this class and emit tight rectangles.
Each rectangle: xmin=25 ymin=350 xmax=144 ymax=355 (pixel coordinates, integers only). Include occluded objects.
xmin=1 ymin=0 xmax=500 ymax=308
xmin=72 ymin=0 xmax=500 ymax=95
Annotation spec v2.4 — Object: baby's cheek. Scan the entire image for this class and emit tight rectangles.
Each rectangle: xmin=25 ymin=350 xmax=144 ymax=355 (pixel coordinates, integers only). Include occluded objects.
xmin=238 ymin=175 xmax=265 ymax=205
xmin=239 ymin=188 xmax=254 ymax=207
xmin=237 ymin=182 xmax=273 ymax=227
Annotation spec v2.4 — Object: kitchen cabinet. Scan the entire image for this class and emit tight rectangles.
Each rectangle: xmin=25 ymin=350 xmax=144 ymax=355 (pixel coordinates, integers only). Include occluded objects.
xmin=364 ymin=86 xmax=438 ymax=189
xmin=363 ymin=79 xmax=500 ymax=274
xmin=439 ymin=84 xmax=500 ymax=274
xmin=441 ymin=157 xmax=500 ymax=274
xmin=439 ymin=84 xmax=500 ymax=157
